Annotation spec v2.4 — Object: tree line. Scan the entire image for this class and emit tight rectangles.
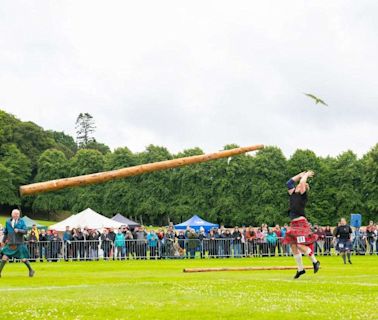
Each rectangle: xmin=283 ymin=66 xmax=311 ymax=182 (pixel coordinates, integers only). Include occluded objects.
xmin=0 ymin=109 xmax=377 ymax=226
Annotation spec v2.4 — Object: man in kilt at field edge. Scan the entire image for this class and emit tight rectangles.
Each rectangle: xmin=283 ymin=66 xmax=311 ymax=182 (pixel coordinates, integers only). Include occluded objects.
xmin=0 ymin=209 xmax=35 ymax=278
xmin=334 ymin=218 xmax=353 ymax=265
xmin=283 ymin=171 xmax=320 ymax=279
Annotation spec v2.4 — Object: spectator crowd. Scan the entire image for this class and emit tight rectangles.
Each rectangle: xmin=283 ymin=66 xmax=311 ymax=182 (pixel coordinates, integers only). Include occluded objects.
xmin=0 ymin=221 xmax=377 ymax=262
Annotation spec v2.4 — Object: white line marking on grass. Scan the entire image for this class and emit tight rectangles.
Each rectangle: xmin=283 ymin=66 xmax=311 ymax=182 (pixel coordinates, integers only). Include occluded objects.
xmin=2 ymin=284 xmax=91 ymax=292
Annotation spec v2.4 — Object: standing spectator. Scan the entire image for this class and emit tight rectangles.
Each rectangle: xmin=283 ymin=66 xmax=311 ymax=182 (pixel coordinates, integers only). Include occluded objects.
xmin=187 ymin=229 xmax=198 ymax=259
xmin=134 ymin=226 xmax=147 ymax=259
xmin=108 ymin=227 xmax=116 ymax=260
xmin=215 ymin=226 xmax=225 ymax=258
xmin=241 ymin=225 xmax=247 ymax=255
xmin=207 ymin=229 xmax=218 ymax=258
xmin=101 ymin=229 xmax=113 ymax=260
xmin=232 ymin=227 xmax=242 ymax=258
xmin=39 ymin=229 xmax=50 ymax=262
xmin=255 ymin=228 xmax=265 ymax=257
xmin=281 ymin=224 xmax=290 ymax=256
xmin=74 ymin=227 xmax=85 ymax=261
xmin=260 ymin=227 xmax=269 ymax=256
xmin=184 ymin=226 xmax=191 ymax=259
xmin=27 ymin=230 xmax=38 ymax=262
xmin=177 ymin=230 xmax=186 ymax=253
xmin=164 ymin=227 xmax=176 ymax=258
xmin=83 ymin=227 xmax=90 ymax=261
xmin=222 ymin=230 xmax=232 ymax=258
xmin=114 ymin=228 xmax=126 ymax=260
xmin=49 ymin=231 xmax=62 ymax=262
xmin=324 ymin=226 xmax=333 ymax=256
xmin=31 ymin=224 xmax=40 ymax=241
xmin=245 ymin=227 xmax=256 ymax=256
xmin=71 ymin=228 xmax=79 ymax=261
xmin=273 ymin=225 xmax=282 ymax=256
xmin=156 ymin=228 xmax=165 ymax=258
xmin=198 ymin=227 xmax=207 ymax=259
xmin=125 ymin=231 xmax=135 ymax=259
xmin=366 ymin=221 xmax=376 ymax=255
xmin=266 ymin=228 xmax=278 ymax=256
xmin=63 ymin=226 xmax=72 ymax=261
xmin=88 ymin=230 xmax=100 ymax=261
xmin=314 ymin=226 xmax=325 ymax=256
xmin=147 ymin=229 xmax=159 ymax=260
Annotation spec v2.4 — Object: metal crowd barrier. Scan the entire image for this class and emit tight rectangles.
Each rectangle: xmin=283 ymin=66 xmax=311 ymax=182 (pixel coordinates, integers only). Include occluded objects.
xmin=17 ymin=236 xmax=376 ymax=262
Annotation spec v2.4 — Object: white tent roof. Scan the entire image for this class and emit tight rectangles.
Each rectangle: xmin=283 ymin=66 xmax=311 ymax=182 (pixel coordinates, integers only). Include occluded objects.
xmin=49 ymin=208 xmax=123 ymax=231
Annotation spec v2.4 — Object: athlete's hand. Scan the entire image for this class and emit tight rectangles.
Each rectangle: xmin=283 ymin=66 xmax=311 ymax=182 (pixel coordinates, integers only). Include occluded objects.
xmin=14 ymin=228 xmax=19 ymax=233
xmin=307 ymin=170 xmax=315 ymax=178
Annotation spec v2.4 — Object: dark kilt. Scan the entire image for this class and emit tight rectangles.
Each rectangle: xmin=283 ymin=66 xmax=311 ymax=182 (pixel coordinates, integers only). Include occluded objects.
xmin=336 ymin=239 xmax=352 ymax=252
xmin=1 ymin=243 xmax=30 ymax=259
xmin=283 ymin=217 xmax=318 ymax=245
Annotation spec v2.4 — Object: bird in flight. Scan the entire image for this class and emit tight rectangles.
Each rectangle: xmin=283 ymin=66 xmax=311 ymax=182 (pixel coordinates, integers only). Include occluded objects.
xmin=304 ymin=93 xmax=328 ymax=106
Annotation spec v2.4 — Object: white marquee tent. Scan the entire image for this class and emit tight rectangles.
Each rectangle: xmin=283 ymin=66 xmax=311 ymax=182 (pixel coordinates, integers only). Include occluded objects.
xmin=49 ymin=208 xmax=123 ymax=231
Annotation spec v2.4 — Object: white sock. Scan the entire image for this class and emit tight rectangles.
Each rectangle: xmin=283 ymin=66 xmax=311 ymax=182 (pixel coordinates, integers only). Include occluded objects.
xmin=305 ymin=247 xmax=317 ymax=263
xmin=293 ymin=253 xmax=304 ymax=271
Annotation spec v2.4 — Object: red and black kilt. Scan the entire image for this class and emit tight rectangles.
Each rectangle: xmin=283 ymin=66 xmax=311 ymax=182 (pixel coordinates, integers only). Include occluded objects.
xmin=283 ymin=217 xmax=318 ymax=245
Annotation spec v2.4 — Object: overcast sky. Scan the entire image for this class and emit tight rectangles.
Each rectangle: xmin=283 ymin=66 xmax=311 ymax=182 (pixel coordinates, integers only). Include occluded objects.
xmin=1 ymin=1 xmax=377 ymax=158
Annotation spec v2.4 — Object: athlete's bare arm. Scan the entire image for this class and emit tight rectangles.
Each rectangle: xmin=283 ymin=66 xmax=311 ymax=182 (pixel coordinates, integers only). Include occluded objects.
xmin=296 ymin=171 xmax=314 ymax=194
xmin=287 ymin=172 xmax=306 ymax=195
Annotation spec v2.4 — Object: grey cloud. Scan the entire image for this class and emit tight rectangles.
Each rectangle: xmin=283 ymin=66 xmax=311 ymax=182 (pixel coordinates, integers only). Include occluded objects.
xmin=0 ymin=0 xmax=377 ymax=158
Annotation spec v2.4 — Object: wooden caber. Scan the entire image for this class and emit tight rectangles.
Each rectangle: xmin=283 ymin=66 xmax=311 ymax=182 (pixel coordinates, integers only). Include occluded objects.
xmin=20 ymin=144 xmax=264 ymax=196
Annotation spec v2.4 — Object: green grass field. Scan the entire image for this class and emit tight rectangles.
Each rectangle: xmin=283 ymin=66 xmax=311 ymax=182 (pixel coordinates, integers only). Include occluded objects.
xmin=0 ymin=256 xmax=377 ymax=320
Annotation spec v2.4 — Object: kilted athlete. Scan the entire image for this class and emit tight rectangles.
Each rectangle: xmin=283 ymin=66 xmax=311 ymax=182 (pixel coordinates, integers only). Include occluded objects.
xmin=283 ymin=171 xmax=320 ymax=279
xmin=0 ymin=209 xmax=35 ymax=277
xmin=334 ymin=218 xmax=353 ymax=264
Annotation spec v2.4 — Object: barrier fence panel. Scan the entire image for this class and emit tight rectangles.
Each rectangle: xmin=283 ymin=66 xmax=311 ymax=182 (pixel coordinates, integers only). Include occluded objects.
xmin=16 ymin=235 xmax=377 ymax=262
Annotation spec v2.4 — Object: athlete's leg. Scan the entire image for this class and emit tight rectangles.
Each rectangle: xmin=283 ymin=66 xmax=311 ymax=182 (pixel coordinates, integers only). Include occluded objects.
xmin=346 ymin=250 xmax=352 ymax=264
xmin=298 ymin=244 xmax=320 ymax=273
xmin=0 ymin=255 xmax=9 ymax=277
xmin=291 ymin=244 xmax=306 ymax=278
xmin=298 ymin=244 xmax=317 ymax=263
xmin=21 ymin=258 xmax=35 ymax=277
xmin=340 ymin=251 xmax=346 ymax=264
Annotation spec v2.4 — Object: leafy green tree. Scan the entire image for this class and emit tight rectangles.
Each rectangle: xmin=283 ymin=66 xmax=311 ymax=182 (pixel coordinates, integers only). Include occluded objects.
xmin=12 ymin=121 xmax=56 ymax=170
xmin=331 ymin=151 xmax=363 ymax=221
xmin=0 ymin=110 xmax=19 ymax=145
xmin=0 ymin=163 xmax=20 ymax=205
xmin=69 ymin=149 xmax=104 ymax=176
xmin=68 ymin=149 xmax=105 ymax=212
xmin=361 ymin=143 xmax=378 ymax=222
xmin=32 ymin=149 xmax=70 ymax=214
xmin=75 ymin=113 xmax=96 ymax=147
xmin=48 ymin=130 xmax=77 ymax=158
xmin=0 ymin=144 xmax=31 ymax=185
xmin=247 ymin=146 xmax=288 ymax=226
xmin=101 ymin=147 xmax=139 ymax=216
xmin=85 ymin=140 xmax=111 ymax=155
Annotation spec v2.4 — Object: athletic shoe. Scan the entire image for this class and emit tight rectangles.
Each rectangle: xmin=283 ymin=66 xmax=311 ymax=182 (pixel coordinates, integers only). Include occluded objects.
xmin=348 ymin=260 xmax=352 ymax=264
xmin=313 ymin=261 xmax=320 ymax=273
xmin=294 ymin=269 xmax=306 ymax=279
xmin=29 ymin=269 xmax=35 ymax=277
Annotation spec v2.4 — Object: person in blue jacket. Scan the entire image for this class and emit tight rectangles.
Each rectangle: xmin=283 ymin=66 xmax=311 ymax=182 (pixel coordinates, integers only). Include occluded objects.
xmin=0 ymin=209 xmax=35 ymax=277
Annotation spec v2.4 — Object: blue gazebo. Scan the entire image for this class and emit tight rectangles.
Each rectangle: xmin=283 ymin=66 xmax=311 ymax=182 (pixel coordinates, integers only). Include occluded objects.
xmin=174 ymin=215 xmax=219 ymax=233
